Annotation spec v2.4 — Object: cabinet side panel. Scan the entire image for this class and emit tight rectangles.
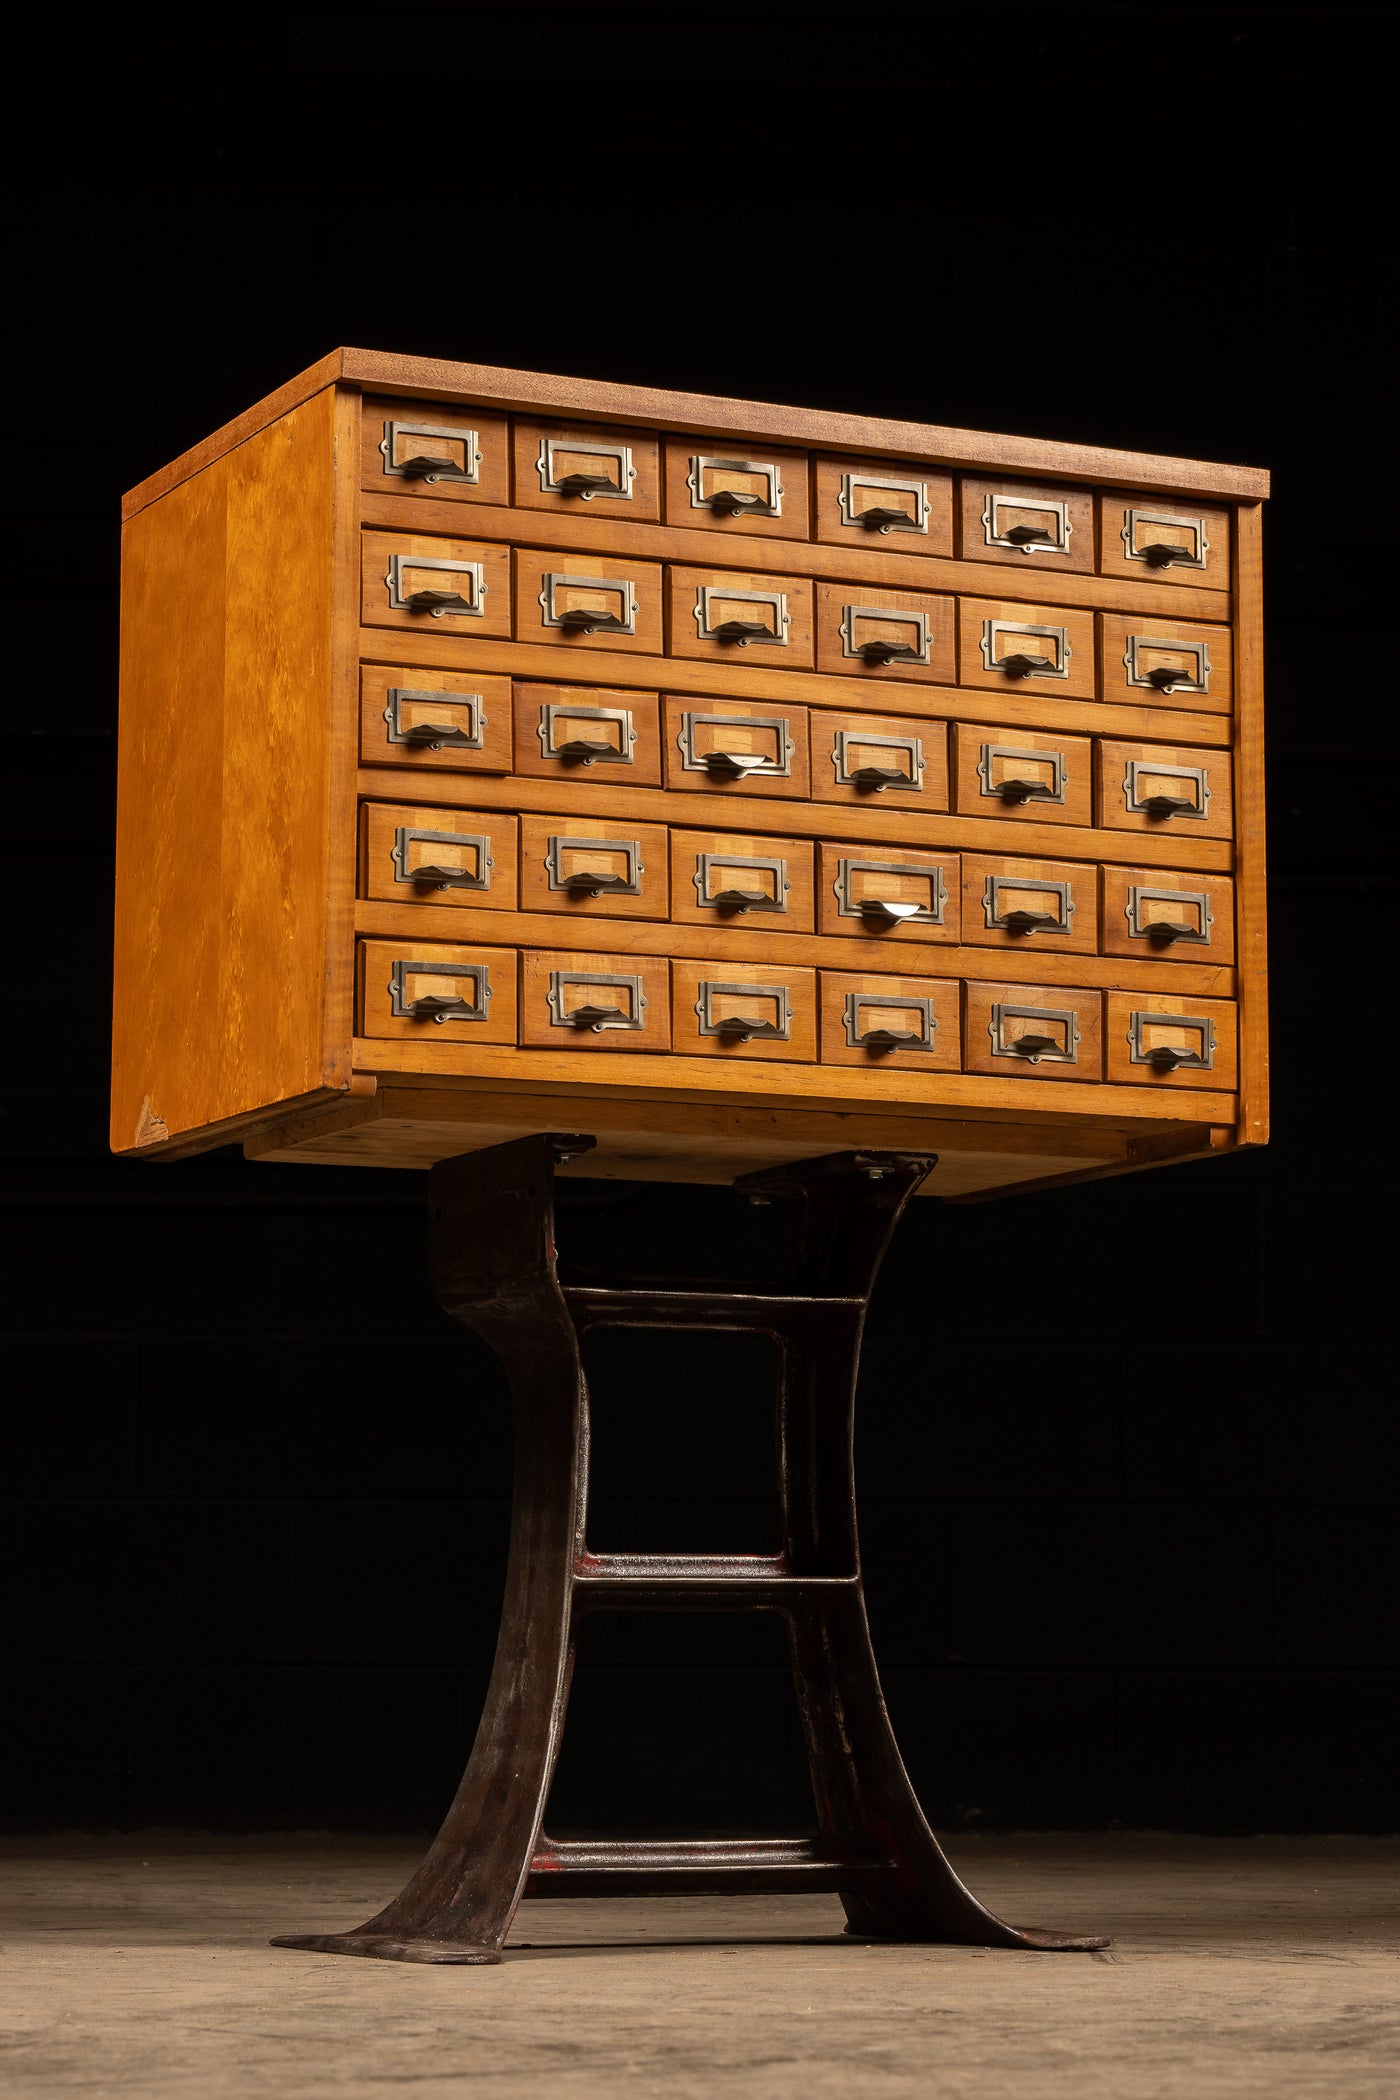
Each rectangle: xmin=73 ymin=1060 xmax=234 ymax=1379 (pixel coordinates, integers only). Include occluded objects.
xmin=112 ymin=389 xmax=338 ymax=1150
xmin=1233 ymin=501 xmax=1268 ymax=1145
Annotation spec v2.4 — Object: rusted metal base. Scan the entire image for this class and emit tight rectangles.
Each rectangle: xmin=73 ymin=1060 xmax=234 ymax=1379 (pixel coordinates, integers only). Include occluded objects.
xmin=272 ymin=1135 xmax=1108 ymax=1965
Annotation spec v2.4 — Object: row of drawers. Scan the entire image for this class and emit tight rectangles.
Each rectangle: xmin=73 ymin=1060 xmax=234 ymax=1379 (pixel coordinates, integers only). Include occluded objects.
xmin=362 ymin=532 xmax=1232 ymax=706
xmin=362 ymin=398 xmax=1231 ymax=591
xmin=361 ymin=805 xmax=1236 ymax=965
xmin=358 ymin=940 xmax=1237 ymax=1092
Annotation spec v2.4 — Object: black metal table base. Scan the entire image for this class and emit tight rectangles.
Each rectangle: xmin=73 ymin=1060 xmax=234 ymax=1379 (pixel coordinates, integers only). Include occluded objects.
xmin=273 ymin=1134 xmax=1108 ymax=1964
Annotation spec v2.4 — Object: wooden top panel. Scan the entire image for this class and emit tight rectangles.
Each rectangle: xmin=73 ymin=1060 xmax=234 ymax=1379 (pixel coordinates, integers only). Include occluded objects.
xmin=123 ymin=347 xmax=1271 ymax=520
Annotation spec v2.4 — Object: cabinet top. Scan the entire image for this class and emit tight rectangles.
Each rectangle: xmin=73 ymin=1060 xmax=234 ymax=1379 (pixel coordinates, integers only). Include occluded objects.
xmin=122 ymin=347 xmax=1271 ymax=521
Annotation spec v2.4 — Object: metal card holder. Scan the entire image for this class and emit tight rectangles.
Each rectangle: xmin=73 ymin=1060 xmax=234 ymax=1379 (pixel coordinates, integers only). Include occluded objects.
xmin=687 ymin=455 xmax=783 ymax=518
xmin=383 ymin=687 xmax=487 ymax=751
xmin=837 ymin=473 xmax=930 ymax=535
xmin=1126 ymin=885 xmax=1213 ymax=947
xmin=982 ymin=493 xmax=1072 ymax=555
xmin=989 ymin=1002 xmax=1081 ymax=1065
xmin=379 ymin=420 xmax=482 ymax=486
xmin=979 ymin=619 xmax=1071 ymax=679
xmin=545 ymin=835 xmax=644 ymax=897
xmin=1122 ymin=508 xmax=1209 ymax=571
xmin=1124 ymin=634 xmax=1212 ymax=693
xmin=547 ymin=970 xmax=647 ymax=1033
xmin=694 ymin=852 xmax=790 ymax=915
xmin=535 ymin=436 xmax=636 ymax=500
xmin=843 ymin=993 xmax=938 ymax=1053
xmin=695 ymin=980 xmax=793 ymax=1042
xmin=389 ymin=958 xmax=492 ymax=1024
xmin=693 ymin=586 xmax=790 ymax=647
xmin=1123 ymin=759 xmax=1211 ymax=820
xmin=391 ymin=826 xmax=493 ymax=892
xmin=678 ymin=711 xmax=794 ymax=780
xmin=538 ymin=572 xmax=638 ymax=636
xmin=983 ymin=873 xmax=1075 ymax=937
xmin=385 ymin=555 xmax=487 ymax=617
xmin=839 ymin=605 xmax=933 ymax=666
xmin=536 ymin=703 xmax=637 ymax=766
xmin=835 ymin=857 xmax=947 ymax=927
xmin=1128 ymin=1010 xmax=1215 ymax=1071
xmin=830 ymin=730 xmax=925 ymax=793
xmin=976 ymin=741 xmax=1066 ymax=805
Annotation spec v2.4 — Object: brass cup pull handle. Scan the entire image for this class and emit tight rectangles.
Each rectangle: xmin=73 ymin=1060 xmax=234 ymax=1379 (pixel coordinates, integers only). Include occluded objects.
xmin=848 ymin=764 xmax=912 ymax=790
xmin=853 ymin=503 xmax=913 ymax=531
xmin=1139 ymin=918 xmax=1186 ymax=944
xmin=1141 ymin=793 xmax=1197 ymax=818
xmin=713 ymin=1013 xmax=783 ymax=1040
xmin=553 ymin=469 xmax=619 ymax=496
xmin=561 ymin=871 xmax=633 ymax=895
xmin=858 ymin=1027 xmax=922 ymax=1051
xmin=707 ymin=489 xmax=770 ymax=515
xmin=554 ymin=736 xmax=621 ymax=761
xmin=1141 ymin=541 xmax=1194 ymax=568
xmin=858 ymin=896 xmax=924 ymax=924
xmin=405 ymin=994 xmax=476 ymax=1023
xmin=408 ymin=863 xmax=474 ymax=887
xmin=710 ymin=886 xmax=772 ymax=910
xmin=998 ymin=650 xmax=1055 ymax=677
xmin=1007 ymin=1031 xmax=1060 ymax=1057
xmin=568 ymin=1003 xmax=629 ymax=1031
xmin=394 ymin=454 xmax=460 ymax=482
xmin=855 ymin=638 xmax=922 ymax=664
xmin=703 ymin=749 xmax=770 ymax=776
xmin=402 ymin=587 xmax=473 ymax=613
xmin=555 ymin=606 xmax=627 ymax=632
xmin=403 ymin=721 xmax=474 ymax=748
xmin=711 ymin=616 xmax=778 ymax=642
xmin=1001 ymin=908 xmax=1058 ymax=935
xmin=997 ymin=777 xmax=1045 ymax=802
xmin=1146 ymin=1043 xmax=1197 ymax=1069
xmin=1144 ymin=665 xmax=1191 ymax=690
xmin=1001 ymin=523 xmax=1059 ymax=549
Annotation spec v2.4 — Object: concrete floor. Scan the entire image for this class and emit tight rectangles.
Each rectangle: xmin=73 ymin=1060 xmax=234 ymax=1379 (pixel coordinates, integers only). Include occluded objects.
xmin=2 ymin=1835 xmax=1397 ymax=2098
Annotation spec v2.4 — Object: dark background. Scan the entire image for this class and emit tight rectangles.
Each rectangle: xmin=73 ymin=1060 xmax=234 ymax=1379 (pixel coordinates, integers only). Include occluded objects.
xmin=4 ymin=1 xmax=1396 ymax=1837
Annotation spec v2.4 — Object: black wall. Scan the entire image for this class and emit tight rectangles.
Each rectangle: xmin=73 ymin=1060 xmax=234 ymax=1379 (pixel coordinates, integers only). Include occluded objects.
xmin=4 ymin=1 xmax=1396 ymax=1835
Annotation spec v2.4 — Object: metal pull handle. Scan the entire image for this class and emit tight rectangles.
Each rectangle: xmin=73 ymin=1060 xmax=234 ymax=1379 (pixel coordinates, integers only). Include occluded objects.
xmin=996 ymin=777 xmax=1047 ymax=803
xmin=561 ymin=871 xmax=632 ymax=895
xmin=857 ymin=1026 xmax=922 ymax=1051
xmin=854 ymin=638 xmax=922 ymax=664
xmin=404 ymin=994 xmax=476 ymax=1022
xmin=1001 ymin=523 xmax=1058 ymax=549
xmin=853 ymin=502 xmax=913 ymax=530
xmin=555 ymin=605 xmax=628 ymax=632
xmin=707 ymin=489 xmax=769 ymax=516
xmin=1001 ymin=908 xmax=1058 ymax=935
xmin=710 ymin=616 xmax=777 ymax=641
xmin=702 ymin=749 xmax=769 ymax=776
xmin=1140 ymin=541 xmax=1194 ymax=569
xmin=847 ymin=763 xmax=911 ymax=790
xmin=713 ymin=1013 xmax=783 ymax=1040
xmin=1145 ymin=1043 xmax=1196 ymax=1069
xmin=1139 ymin=917 xmax=1187 ymax=944
xmin=553 ymin=469 xmax=618 ymax=496
xmin=402 ymin=587 xmax=473 ymax=613
xmin=394 ymin=454 xmax=459 ymax=482
xmin=1141 ymin=793 xmax=1197 ymax=818
xmin=403 ymin=721 xmax=474 ymax=748
xmin=998 ymin=650 xmax=1055 ymax=677
xmin=710 ymin=886 xmax=771 ymax=910
xmin=1144 ymin=665 xmax=1192 ymax=690
xmin=858 ymin=897 xmax=923 ymax=924
xmin=568 ymin=1002 xmax=629 ymax=1031
xmin=554 ymin=736 xmax=620 ymax=761
xmin=1007 ymin=1030 xmax=1059 ymax=1057
xmin=407 ymin=863 xmax=473 ymax=887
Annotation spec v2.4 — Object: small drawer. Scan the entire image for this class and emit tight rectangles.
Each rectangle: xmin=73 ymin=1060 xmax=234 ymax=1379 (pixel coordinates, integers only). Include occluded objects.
xmin=669 ymin=830 xmax=815 ymax=935
xmin=816 ymin=844 xmax=960 ymax=944
xmin=357 ymin=939 xmax=517 ymax=1043
xmin=663 ymin=440 xmax=810 ymax=541
xmin=1105 ymin=992 xmax=1238 ymax=1089
xmin=360 ymin=398 xmax=510 ymax=508
xmin=512 ymin=684 xmax=662 ymax=787
xmin=359 ymin=804 xmax=518 ymax=912
xmin=514 ymin=549 xmax=663 ymax=654
xmin=951 ymin=722 xmax=1092 ymax=827
xmin=512 ymin=419 xmax=660 ymax=519
xmin=663 ymin=695 xmax=810 ymax=799
xmin=1098 ymin=615 xmax=1232 ymax=714
xmin=812 ymin=455 xmax=955 ymax=556
xmin=819 ymin=971 xmax=961 ymax=1070
xmin=1096 ymin=739 xmax=1234 ymax=839
xmin=667 ymin=567 xmax=815 ymax=668
xmin=962 ymin=855 xmax=1098 ymax=955
xmin=958 ymin=477 xmax=1096 ymax=574
xmin=521 ymin=950 xmax=671 ymax=1051
xmin=1099 ymin=493 xmax=1231 ymax=593
xmin=813 ymin=582 xmax=957 ymax=684
xmin=1101 ymin=864 xmax=1235 ymax=963
xmin=518 ymin=814 xmax=669 ymax=922
xmin=958 ymin=598 xmax=1097 ymax=698
xmin=361 ymin=531 xmax=511 ymax=636
xmin=811 ymin=711 xmax=949 ymax=809
xmin=964 ymin=980 xmax=1103 ymax=1080
xmin=359 ymin=666 xmax=513 ymax=773
xmin=671 ymin=958 xmax=817 ymax=1061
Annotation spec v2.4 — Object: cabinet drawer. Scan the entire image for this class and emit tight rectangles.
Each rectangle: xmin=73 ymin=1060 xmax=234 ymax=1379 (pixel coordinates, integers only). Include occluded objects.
xmin=512 ymin=419 xmax=660 ymax=520
xmin=1099 ymin=493 xmax=1231 ymax=593
xmin=812 ymin=455 xmax=955 ymax=556
xmin=663 ymin=695 xmax=810 ymax=800
xmin=1104 ymin=992 xmax=1238 ymax=1089
xmin=667 ymin=566 xmax=815 ymax=668
xmin=361 ymin=531 xmax=511 ymax=636
xmin=957 ymin=597 xmax=1096 ymax=699
xmin=1101 ymin=864 xmax=1235 ymax=963
xmin=1096 ymin=739 xmax=1234 ymax=839
xmin=514 ymin=549 xmax=663 ymax=654
xmin=518 ymin=814 xmax=669 ymax=922
xmin=671 ymin=958 xmax=817 ymax=1061
xmin=816 ymin=844 xmax=960 ymax=944
xmin=669 ymin=829 xmax=815 ymax=935
xmin=951 ymin=722 xmax=1091 ymax=827
xmin=360 ymin=397 xmax=510 ymax=508
xmin=964 ymin=980 xmax=1103 ymax=1080
xmin=1098 ymin=614 xmax=1232 ymax=714
xmin=813 ymin=582 xmax=957 ymax=684
xmin=819 ymin=971 xmax=960 ymax=1070
xmin=358 ymin=939 xmax=517 ymax=1043
xmin=359 ymin=666 xmax=513 ymax=773
xmin=512 ymin=684 xmax=662 ymax=787
xmin=359 ymin=804 xmax=518 ymax=911
xmin=811 ymin=710 xmax=949 ymax=809
xmin=520 ymin=949 xmax=670 ymax=1051
xmin=962 ymin=854 xmax=1098 ymax=955
xmin=663 ymin=440 xmax=810 ymax=541
xmin=958 ymin=477 xmax=1095 ymax=574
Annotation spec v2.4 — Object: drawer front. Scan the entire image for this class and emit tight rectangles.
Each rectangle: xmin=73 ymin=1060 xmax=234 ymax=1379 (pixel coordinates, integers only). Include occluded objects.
xmin=959 ymin=477 xmax=1095 ymax=574
xmin=812 ymin=455 xmax=955 ymax=556
xmin=520 ymin=949 xmax=670 ymax=1051
xmin=951 ymin=721 xmax=1092 ymax=827
xmin=669 ymin=829 xmax=815 ymax=935
xmin=359 ymin=804 xmax=518 ymax=911
xmin=512 ymin=419 xmax=660 ymax=520
xmin=1101 ymin=864 xmax=1236 ymax=963
xmin=671 ymin=958 xmax=818 ymax=1061
xmin=962 ymin=855 xmax=1098 ymax=955
xmin=816 ymin=844 xmax=960 ymax=944
xmin=1096 ymin=739 xmax=1234 ymax=839
xmin=819 ymin=971 xmax=961 ymax=1070
xmin=361 ymin=531 xmax=511 ymax=636
xmin=811 ymin=710 xmax=949 ymax=809
xmin=1099 ymin=492 xmax=1231 ymax=593
xmin=663 ymin=440 xmax=810 ymax=541
xmin=1098 ymin=614 xmax=1232 ymax=714
xmin=360 ymin=398 xmax=510 ymax=508
xmin=663 ymin=695 xmax=810 ymax=800
xmin=1105 ymin=992 xmax=1238 ymax=1089
xmin=512 ymin=684 xmax=662 ymax=787
xmin=358 ymin=939 xmax=517 ymax=1043
xmin=359 ymin=665 xmax=513 ymax=773
xmin=518 ymin=814 xmax=669 ymax=922
xmin=514 ymin=549 xmax=664 ymax=654
xmin=964 ymin=980 xmax=1103 ymax=1080
xmin=667 ymin=566 xmax=815 ymax=668
xmin=813 ymin=582 xmax=957 ymax=684
xmin=957 ymin=597 xmax=1096 ymax=698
